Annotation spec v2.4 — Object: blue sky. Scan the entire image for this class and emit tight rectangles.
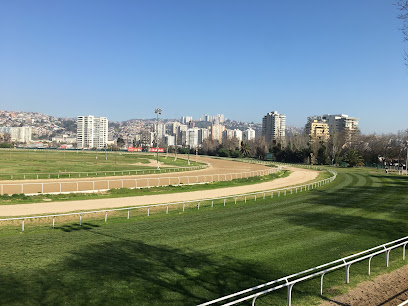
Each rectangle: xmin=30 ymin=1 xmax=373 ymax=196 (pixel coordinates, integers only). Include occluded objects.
xmin=0 ymin=0 xmax=407 ymax=133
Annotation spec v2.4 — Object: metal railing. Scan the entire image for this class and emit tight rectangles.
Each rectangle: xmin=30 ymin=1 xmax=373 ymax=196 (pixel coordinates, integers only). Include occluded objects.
xmin=0 ymin=165 xmax=207 ymax=181
xmin=199 ymin=235 xmax=408 ymax=306
xmin=0 ymin=170 xmax=336 ymax=231
xmin=0 ymin=168 xmax=279 ymax=196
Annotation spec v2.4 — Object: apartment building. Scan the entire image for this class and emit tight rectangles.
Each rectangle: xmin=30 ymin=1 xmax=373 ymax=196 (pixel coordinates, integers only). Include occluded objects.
xmin=262 ymin=111 xmax=286 ymax=143
xmin=0 ymin=126 xmax=32 ymax=143
xmin=77 ymin=115 xmax=108 ymax=149
xmin=211 ymin=123 xmax=225 ymax=143
xmin=321 ymin=114 xmax=359 ymax=134
xmin=305 ymin=119 xmax=329 ymax=141
xmin=244 ymin=128 xmax=255 ymax=141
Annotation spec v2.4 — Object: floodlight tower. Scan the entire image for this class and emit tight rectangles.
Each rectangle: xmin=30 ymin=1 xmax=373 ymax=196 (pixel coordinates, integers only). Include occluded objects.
xmin=155 ymin=108 xmax=162 ymax=170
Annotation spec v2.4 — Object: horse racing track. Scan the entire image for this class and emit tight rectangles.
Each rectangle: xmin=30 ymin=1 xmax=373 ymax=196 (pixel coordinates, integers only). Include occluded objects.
xmin=0 ymin=166 xmax=407 ymax=305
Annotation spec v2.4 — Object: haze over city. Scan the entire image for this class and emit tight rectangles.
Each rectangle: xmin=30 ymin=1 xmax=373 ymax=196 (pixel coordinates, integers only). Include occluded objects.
xmin=1 ymin=1 xmax=407 ymax=133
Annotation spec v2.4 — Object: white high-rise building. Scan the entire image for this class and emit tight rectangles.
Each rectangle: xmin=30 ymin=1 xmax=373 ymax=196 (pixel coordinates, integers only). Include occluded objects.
xmin=0 ymin=127 xmax=32 ymax=143
xmin=244 ymin=128 xmax=255 ymax=141
xmin=222 ymin=129 xmax=234 ymax=142
xmin=186 ymin=128 xmax=199 ymax=148
xmin=198 ymin=128 xmax=210 ymax=145
xmin=77 ymin=115 xmax=108 ymax=149
xmin=321 ymin=114 xmax=359 ymax=135
xmin=233 ymin=129 xmax=243 ymax=143
xmin=181 ymin=116 xmax=193 ymax=124
xmin=262 ymin=111 xmax=286 ymax=143
xmin=155 ymin=122 xmax=166 ymax=140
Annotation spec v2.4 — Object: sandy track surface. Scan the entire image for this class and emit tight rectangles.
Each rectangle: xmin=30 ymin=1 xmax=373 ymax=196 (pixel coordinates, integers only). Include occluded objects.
xmin=0 ymin=156 xmax=272 ymax=194
xmin=0 ymin=163 xmax=318 ymax=217
xmin=319 ymin=264 xmax=408 ymax=306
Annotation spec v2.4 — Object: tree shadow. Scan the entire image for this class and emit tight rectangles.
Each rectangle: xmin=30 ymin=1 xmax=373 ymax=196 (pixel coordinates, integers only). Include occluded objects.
xmin=0 ymin=234 xmax=289 ymax=305
xmin=303 ymin=172 xmax=408 ymax=222
xmin=58 ymin=222 xmax=100 ymax=232
xmin=279 ymin=211 xmax=408 ymax=241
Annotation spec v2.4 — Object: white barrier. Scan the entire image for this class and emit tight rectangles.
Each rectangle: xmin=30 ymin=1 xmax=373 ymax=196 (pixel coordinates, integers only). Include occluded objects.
xmin=0 ymin=170 xmax=337 ymax=232
xmin=200 ymin=235 xmax=408 ymax=306
xmin=0 ymin=168 xmax=279 ymax=196
xmin=0 ymin=165 xmax=207 ymax=181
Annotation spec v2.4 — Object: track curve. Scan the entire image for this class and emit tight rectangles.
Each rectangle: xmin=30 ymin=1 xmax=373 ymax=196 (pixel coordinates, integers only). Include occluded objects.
xmin=0 ymin=158 xmax=319 ymax=216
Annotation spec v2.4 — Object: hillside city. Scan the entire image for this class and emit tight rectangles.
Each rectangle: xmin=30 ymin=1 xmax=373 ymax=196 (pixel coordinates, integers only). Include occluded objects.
xmin=1 ymin=108 xmax=407 ymax=168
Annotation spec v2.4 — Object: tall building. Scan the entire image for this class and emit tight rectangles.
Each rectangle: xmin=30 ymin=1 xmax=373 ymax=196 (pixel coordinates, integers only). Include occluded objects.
xmin=181 ymin=116 xmax=193 ymax=124
xmin=222 ymin=129 xmax=234 ymax=142
xmin=244 ymin=128 xmax=255 ymax=141
xmin=305 ymin=119 xmax=329 ymax=141
xmin=77 ymin=115 xmax=108 ymax=149
xmin=186 ymin=128 xmax=199 ymax=148
xmin=0 ymin=127 xmax=32 ymax=143
xmin=262 ymin=111 xmax=286 ymax=143
xmin=202 ymin=114 xmax=211 ymax=122
xmin=233 ymin=129 xmax=243 ymax=143
xmin=320 ymin=114 xmax=359 ymax=135
xmin=154 ymin=122 xmax=166 ymax=140
xmin=211 ymin=123 xmax=225 ymax=143
xmin=198 ymin=128 xmax=210 ymax=145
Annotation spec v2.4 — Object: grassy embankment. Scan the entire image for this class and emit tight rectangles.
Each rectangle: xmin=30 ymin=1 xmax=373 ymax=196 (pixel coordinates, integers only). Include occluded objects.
xmin=0 ymin=167 xmax=407 ymax=305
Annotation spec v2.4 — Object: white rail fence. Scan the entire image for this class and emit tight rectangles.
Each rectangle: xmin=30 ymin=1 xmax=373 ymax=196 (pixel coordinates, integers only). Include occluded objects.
xmin=199 ymin=235 xmax=408 ymax=306
xmin=0 ymin=170 xmax=336 ymax=232
xmin=0 ymin=168 xmax=280 ymax=196
xmin=0 ymin=165 xmax=207 ymax=181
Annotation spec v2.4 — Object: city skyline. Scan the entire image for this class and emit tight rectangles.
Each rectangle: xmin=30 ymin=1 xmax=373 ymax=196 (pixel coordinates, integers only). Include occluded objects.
xmin=1 ymin=1 xmax=407 ymax=133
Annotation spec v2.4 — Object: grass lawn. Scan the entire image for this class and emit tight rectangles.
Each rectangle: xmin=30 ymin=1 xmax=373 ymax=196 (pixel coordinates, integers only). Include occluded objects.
xmin=0 ymin=167 xmax=407 ymax=305
xmin=0 ymin=149 xmax=203 ymax=180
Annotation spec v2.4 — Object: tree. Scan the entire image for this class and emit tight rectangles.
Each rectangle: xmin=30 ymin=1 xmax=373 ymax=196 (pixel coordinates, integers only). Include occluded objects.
xmin=240 ymin=142 xmax=251 ymax=157
xmin=117 ymin=137 xmax=125 ymax=148
xmin=398 ymin=1 xmax=408 ymax=64
xmin=344 ymin=149 xmax=364 ymax=167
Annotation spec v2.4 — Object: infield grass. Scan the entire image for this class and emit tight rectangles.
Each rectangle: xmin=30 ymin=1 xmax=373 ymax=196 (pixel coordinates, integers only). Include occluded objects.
xmin=0 ymin=149 xmax=202 ymax=180
xmin=0 ymin=167 xmax=407 ymax=305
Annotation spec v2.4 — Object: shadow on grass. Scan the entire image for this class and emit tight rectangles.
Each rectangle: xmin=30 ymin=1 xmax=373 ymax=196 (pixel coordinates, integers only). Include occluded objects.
xmin=0 ymin=237 xmax=286 ymax=305
xmin=58 ymin=222 xmax=100 ymax=232
xmin=303 ymin=171 xmax=408 ymax=222
xmin=280 ymin=211 xmax=408 ymax=241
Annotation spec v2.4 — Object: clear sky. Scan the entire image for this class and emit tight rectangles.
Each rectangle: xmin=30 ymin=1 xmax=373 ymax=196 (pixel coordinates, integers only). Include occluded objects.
xmin=1 ymin=0 xmax=407 ymax=133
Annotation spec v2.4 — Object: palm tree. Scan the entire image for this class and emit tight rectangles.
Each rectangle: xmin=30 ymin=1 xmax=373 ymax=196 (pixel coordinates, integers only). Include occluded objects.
xmin=241 ymin=142 xmax=251 ymax=157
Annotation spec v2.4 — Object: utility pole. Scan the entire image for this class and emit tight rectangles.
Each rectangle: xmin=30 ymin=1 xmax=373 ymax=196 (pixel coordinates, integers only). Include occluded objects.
xmin=155 ymin=108 xmax=162 ymax=170
xmin=174 ymin=133 xmax=177 ymax=161
xmin=406 ymin=146 xmax=408 ymax=175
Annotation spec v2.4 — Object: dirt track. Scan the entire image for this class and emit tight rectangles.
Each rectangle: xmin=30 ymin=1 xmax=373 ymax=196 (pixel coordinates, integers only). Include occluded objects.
xmin=0 ymin=156 xmax=271 ymax=194
xmin=319 ymin=264 xmax=408 ymax=306
xmin=0 ymin=158 xmax=319 ymax=217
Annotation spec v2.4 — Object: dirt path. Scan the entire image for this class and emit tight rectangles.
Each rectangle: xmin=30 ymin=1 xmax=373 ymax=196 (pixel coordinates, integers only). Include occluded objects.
xmin=0 ymin=165 xmax=318 ymax=217
xmin=319 ymin=265 xmax=408 ymax=306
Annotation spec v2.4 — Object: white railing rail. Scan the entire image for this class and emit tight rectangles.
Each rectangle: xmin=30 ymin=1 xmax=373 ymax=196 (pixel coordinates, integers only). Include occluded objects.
xmin=0 ymin=168 xmax=279 ymax=196
xmin=0 ymin=165 xmax=207 ymax=181
xmin=0 ymin=170 xmax=337 ymax=232
xmin=199 ymin=235 xmax=408 ymax=306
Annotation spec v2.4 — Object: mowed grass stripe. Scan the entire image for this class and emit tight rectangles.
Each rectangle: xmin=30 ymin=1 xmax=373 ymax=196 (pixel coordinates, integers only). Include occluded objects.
xmin=0 ymin=168 xmax=407 ymax=305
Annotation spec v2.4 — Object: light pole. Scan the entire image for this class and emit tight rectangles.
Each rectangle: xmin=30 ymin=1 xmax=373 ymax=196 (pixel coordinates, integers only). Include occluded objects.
xmin=155 ymin=108 xmax=162 ymax=170
xmin=174 ymin=133 xmax=177 ymax=161
xmin=406 ymin=144 xmax=408 ymax=175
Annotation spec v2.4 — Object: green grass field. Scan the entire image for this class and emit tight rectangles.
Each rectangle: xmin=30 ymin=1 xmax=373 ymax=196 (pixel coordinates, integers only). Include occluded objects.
xmin=0 ymin=149 xmax=202 ymax=180
xmin=0 ymin=167 xmax=407 ymax=305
